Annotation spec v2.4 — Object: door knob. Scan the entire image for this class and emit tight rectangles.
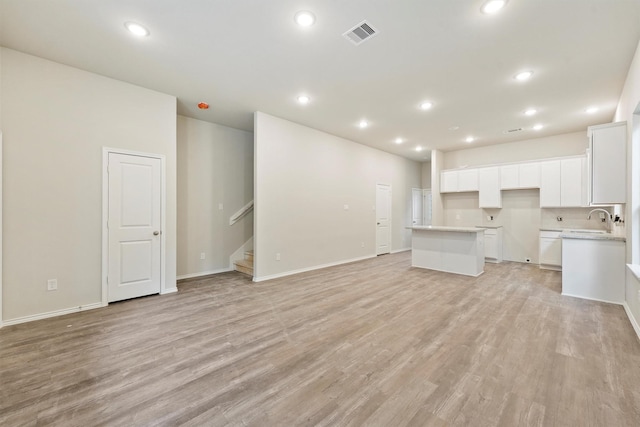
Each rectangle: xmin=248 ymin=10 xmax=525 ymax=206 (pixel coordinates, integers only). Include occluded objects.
xmin=153 ymin=231 xmax=160 ymax=236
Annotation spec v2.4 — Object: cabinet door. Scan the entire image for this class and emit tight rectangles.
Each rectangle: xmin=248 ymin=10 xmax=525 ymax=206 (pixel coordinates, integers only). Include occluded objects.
xmin=540 ymin=160 xmax=561 ymax=207
xmin=484 ymin=233 xmax=497 ymax=259
xmin=458 ymin=169 xmax=479 ymax=191
xmin=441 ymin=171 xmax=458 ymax=193
xmin=539 ymin=237 xmax=561 ymax=266
xmin=590 ymin=122 xmax=626 ymax=204
xmin=479 ymin=167 xmax=501 ymax=208
xmin=560 ymin=157 xmax=585 ymax=207
xmin=519 ymin=162 xmax=540 ymax=188
xmin=500 ymin=165 xmax=519 ymax=189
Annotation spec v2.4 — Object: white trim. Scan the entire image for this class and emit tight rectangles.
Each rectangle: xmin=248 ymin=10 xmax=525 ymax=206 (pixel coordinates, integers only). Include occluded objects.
xmin=176 ymin=268 xmax=233 ymax=281
xmin=0 ymin=131 xmax=3 ymax=328
xmin=253 ymin=255 xmax=376 ymax=282
xmin=2 ymin=303 xmax=103 ymax=327
xmin=391 ymin=247 xmax=411 ymax=254
xmin=560 ymin=292 xmax=624 ymax=306
xmin=102 ymin=147 xmax=167 ymax=306
xmin=623 ymin=302 xmax=640 ymax=342
xmin=375 ymin=182 xmax=392 ymax=256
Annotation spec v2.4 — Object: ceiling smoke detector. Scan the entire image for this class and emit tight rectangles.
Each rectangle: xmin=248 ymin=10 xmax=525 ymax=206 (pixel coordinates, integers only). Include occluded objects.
xmin=343 ymin=21 xmax=378 ymax=45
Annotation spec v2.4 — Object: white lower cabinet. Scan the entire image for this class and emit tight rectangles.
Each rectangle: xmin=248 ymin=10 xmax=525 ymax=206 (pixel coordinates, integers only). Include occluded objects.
xmin=539 ymin=231 xmax=562 ymax=270
xmin=483 ymin=227 xmax=503 ymax=263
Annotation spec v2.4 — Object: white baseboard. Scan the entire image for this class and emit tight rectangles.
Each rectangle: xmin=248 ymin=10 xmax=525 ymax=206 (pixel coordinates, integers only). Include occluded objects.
xmin=391 ymin=247 xmax=411 ymax=254
xmin=176 ymin=268 xmax=233 ymax=281
xmin=623 ymin=302 xmax=640 ymax=342
xmin=254 ymin=255 xmax=376 ymax=282
xmin=2 ymin=302 xmax=103 ymax=327
xmin=561 ymin=292 xmax=624 ymax=306
xmin=161 ymin=287 xmax=178 ymax=294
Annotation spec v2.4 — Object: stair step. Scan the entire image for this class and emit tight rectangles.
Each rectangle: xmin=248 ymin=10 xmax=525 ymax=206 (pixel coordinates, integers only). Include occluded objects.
xmin=244 ymin=250 xmax=254 ymax=262
xmin=234 ymin=259 xmax=254 ymax=277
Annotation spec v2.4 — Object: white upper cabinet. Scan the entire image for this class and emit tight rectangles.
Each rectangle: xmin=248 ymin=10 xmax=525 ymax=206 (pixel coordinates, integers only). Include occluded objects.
xmin=479 ymin=167 xmax=501 ymax=208
xmin=440 ymin=169 xmax=478 ymax=193
xmin=588 ymin=121 xmax=626 ymax=205
xmin=519 ymin=162 xmax=541 ymax=188
xmin=499 ymin=165 xmax=519 ymax=189
xmin=540 ymin=156 xmax=586 ymax=207
xmin=500 ymin=162 xmax=540 ymax=189
xmin=458 ymin=169 xmax=479 ymax=192
xmin=441 ymin=170 xmax=458 ymax=193
xmin=540 ymin=160 xmax=561 ymax=207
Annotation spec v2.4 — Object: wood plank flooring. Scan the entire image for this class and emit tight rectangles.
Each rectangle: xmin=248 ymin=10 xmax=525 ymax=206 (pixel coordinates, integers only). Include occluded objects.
xmin=2 ymin=252 xmax=640 ymax=426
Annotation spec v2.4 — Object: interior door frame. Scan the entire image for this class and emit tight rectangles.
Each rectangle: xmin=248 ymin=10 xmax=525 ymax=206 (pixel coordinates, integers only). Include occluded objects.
xmin=102 ymin=147 xmax=167 ymax=306
xmin=375 ymin=182 xmax=392 ymax=255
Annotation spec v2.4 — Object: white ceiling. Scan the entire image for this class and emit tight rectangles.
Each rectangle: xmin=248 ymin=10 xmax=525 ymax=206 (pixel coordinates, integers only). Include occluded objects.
xmin=1 ymin=0 xmax=639 ymax=161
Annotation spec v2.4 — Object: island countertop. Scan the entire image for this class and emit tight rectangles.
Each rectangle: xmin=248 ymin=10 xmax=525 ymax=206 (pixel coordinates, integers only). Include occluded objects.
xmin=406 ymin=225 xmax=485 ymax=233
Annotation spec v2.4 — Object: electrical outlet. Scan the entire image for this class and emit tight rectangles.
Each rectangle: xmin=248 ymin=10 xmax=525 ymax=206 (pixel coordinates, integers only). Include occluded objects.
xmin=47 ymin=279 xmax=58 ymax=291
xmin=343 ymin=204 xmax=349 ymax=210
xmin=276 ymin=253 xmax=281 ymax=261
xmin=200 ymin=252 xmax=205 ymax=260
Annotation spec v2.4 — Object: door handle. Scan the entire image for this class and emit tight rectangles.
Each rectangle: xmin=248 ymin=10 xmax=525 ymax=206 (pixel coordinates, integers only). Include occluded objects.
xmin=153 ymin=231 xmax=160 ymax=236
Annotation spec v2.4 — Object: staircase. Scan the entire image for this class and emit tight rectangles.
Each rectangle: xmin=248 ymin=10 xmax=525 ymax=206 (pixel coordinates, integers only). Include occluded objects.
xmin=234 ymin=250 xmax=254 ymax=277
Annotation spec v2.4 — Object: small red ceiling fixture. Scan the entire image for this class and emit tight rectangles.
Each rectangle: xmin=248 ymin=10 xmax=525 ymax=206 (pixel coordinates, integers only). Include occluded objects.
xmin=197 ymin=102 xmax=209 ymax=110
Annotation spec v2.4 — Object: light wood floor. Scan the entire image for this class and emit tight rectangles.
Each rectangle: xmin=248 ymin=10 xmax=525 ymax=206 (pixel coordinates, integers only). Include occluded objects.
xmin=2 ymin=252 xmax=640 ymax=426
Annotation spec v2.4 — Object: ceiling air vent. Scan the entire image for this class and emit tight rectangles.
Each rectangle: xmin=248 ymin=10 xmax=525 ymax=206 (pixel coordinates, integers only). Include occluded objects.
xmin=503 ymin=128 xmax=523 ymax=134
xmin=343 ymin=21 xmax=378 ymax=45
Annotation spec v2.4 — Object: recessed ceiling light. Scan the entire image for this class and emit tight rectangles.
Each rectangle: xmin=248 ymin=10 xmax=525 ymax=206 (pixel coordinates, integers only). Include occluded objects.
xmin=419 ymin=101 xmax=433 ymax=110
xmin=294 ymin=11 xmax=315 ymax=27
xmin=416 ymin=146 xmax=423 ymax=152
xmin=586 ymin=106 xmax=599 ymax=114
xmin=533 ymin=124 xmax=544 ymax=131
xmin=297 ymin=95 xmax=310 ymax=104
xmin=465 ymin=136 xmax=475 ymax=143
xmin=394 ymin=138 xmax=404 ymax=144
xmin=124 ymin=21 xmax=150 ymax=37
xmin=514 ymin=70 xmax=533 ymax=81
xmin=358 ymin=120 xmax=369 ymax=129
xmin=524 ymin=108 xmax=537 ymax=116
xmin=481 ymin=0 xmax=508 ymax=15
xmin=448 ymin=126 xmax=460 ymax=131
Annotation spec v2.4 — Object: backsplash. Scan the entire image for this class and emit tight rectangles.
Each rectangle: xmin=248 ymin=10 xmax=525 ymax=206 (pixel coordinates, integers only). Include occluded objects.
xmin=540 ymin=207 xmax=612 ymax=230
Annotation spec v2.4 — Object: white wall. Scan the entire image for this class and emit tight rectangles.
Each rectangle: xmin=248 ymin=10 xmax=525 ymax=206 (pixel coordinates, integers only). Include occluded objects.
xmin=0 ymin=48 xmax=177 ymax=322
xmin=176 ymin=116 xmax=253 ymax=278
xmin=614 ymin=39 xmax=640 ymax=334
xmin=421 ymin=161 xmax=432 ymax=189
xmin=443 ymin=131 xmax=587 ymax=169
xmin=254 ymin=112 xmax=421 ymax=280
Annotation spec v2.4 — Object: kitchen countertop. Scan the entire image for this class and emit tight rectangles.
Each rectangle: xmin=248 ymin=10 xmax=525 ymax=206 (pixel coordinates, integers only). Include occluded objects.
xmin=560 ymin=231 xmax=626 ymax=242
xmin=407 ymin=226 xmax=484 ymax=233
xmin=476 ymin=225 xmax=503 ymax=229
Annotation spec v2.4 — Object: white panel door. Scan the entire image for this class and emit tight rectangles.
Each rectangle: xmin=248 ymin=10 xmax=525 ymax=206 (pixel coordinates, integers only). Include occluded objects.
xmin=376 ymin=184 xmax=391 ymax=255
xmin=108 ymin=153 xmax=162 ymax=302
xmin=411 ymin=188 xmax=423 ymax=226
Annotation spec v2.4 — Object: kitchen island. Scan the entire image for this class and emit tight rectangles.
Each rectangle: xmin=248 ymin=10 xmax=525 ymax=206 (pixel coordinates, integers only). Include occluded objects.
xmin=408 ymin=226 xmax=485 ymax=277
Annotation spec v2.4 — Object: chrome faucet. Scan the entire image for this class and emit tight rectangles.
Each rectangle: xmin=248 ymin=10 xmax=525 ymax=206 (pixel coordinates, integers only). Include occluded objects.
xmin=587 ymin=208 xmax=612 ymax=231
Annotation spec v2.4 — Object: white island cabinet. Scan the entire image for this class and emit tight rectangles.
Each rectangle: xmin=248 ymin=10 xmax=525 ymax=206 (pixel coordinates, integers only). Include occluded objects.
xmin=408 ymin=226 xmax=485 ymax=277
xmin=561 ymin=232 xmax=625 ymax=304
